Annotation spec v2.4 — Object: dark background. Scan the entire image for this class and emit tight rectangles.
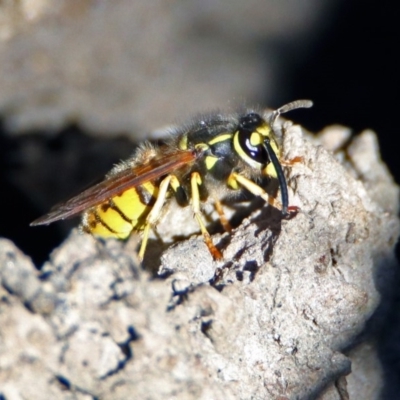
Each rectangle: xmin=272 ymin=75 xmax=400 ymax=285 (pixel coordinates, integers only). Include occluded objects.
xmin=283 ymin=0 xmax=398 ymax=177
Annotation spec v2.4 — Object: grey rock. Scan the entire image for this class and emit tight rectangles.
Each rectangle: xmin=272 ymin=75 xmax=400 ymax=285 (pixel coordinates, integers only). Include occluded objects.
xmin=1 ymin=121 xmax=398 ymax=399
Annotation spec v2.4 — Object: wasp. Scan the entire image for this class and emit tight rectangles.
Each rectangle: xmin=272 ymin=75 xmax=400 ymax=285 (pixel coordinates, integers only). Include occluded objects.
xmin=31 ymin=100 xmax=312 ymax=261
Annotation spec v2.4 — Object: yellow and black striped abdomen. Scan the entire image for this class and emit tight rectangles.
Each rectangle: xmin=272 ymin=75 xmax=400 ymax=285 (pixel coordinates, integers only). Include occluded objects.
xmin=82 ymin=181 xmax=159 ymax=239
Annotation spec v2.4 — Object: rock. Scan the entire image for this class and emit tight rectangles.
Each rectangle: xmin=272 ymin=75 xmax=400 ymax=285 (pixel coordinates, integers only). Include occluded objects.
xmin=1 ymin=122 xmax=398 ymax=399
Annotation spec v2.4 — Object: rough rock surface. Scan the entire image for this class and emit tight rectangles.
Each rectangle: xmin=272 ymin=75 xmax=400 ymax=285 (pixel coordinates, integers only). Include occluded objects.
xmin=1 ymin=122 xmax=398 ymax=399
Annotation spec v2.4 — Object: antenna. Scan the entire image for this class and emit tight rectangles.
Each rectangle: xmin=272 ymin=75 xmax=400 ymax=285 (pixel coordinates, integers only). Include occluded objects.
xmin=270 ymin=99 xmax=313 ymax=126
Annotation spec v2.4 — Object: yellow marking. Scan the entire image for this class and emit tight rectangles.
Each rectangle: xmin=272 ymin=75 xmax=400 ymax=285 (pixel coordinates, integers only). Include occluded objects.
xmin=191 ymin=172 xmax=222 ymax=259
xmin=178 ymin=134 xmax=188 ymax=150
xmin=138 ymin=175 xmax=174 ymax=260
xmin=195 ymin=143 xmax=209 ymax=152
xmin=84 ymin=181 xmax=158 ymax=239
xmin=194 ymin=172 xmax=202 ymax=186
xmin=205 ymin=155 xmax=218 ymax=170
xmin=263 ymin=155 xmax=301 ymax=186
xmin=113 ymin=182 xmax=157 ymax=223
xmin=263 ymin=163 xmax=278 ymax=179
xmin=170 ymin=174 xmax=181 ymax=192
xmin=254 ymin=123 xmax=282 ymax=174
xmin=208 ymin=133 xmax=233 ymax=145
xmin=255 ymin=124 xmax=273 ymax=138
xmin=84 ymin=213 xmax=128 ymax=238
xmin=139 ymin=223 xmax=152 ymax=261
xmin=228 ymin=173 xmax=271 ymax=204
xmin=227 ymin=173 xmax=240 ymax=190
xmin=233 ymin=131 xmax=262 ymax=169
xmin=250 ymin=132 xmax=263 ymax=146
xmin=90 ymin=206 xmax=132 ymax=237
xmin=262 ymin=139 xmax=282 ymax=179
xmin=233 ymin=132 xmax=247 ymax=159
xmin=191 ymin=172 xmax=202 ymax=215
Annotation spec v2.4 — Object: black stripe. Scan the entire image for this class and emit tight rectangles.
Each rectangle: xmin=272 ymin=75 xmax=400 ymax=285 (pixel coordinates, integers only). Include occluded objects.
xmin=94 ymin=210 xmax=118 ymax=234
xmin=109 ymin=199 xmax=133 ymax=223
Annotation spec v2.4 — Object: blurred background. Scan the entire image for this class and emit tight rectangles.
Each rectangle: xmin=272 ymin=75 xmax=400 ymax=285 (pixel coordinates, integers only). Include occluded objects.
xmin=2 ymin=0 xmax=398 ymax=265
xmin=0 ymin=0 xmax=399 ymax=396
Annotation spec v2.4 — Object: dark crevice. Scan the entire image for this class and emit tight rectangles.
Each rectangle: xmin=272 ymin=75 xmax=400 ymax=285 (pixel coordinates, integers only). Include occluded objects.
xmin=0 ymin=122 xmax=135 ymax=267
xmin=200 ymin=320 xmax=213 ymax=340
xmin=100 ymin=325 xmax=140 ymax=380
xmin=55 ymin=375 xmax=71 ymax=390
xmin=53 ymin=374 xmax=99 ymax=400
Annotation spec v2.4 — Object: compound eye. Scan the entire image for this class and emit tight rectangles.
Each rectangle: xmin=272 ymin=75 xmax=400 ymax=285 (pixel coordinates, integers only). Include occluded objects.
xmin=237 ymin=130 xmax=269 ymax=165
xmin=239 ymin=113 xmax=263 ymax=131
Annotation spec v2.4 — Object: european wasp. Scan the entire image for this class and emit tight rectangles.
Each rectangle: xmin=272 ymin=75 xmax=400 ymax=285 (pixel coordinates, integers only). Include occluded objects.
xmin=31 ymin=100 xmax=312 ymax=260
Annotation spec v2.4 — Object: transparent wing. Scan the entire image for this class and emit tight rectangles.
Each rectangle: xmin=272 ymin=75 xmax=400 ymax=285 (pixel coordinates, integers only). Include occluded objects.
xmin=31 ymin=149 xmax=198 ymax=225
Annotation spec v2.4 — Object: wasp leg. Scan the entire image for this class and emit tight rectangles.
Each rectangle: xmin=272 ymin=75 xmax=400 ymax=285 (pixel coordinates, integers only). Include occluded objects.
xmin=229 ymin=172 xmax=297 ymax=215
xmin=214 ymin=199 xmax=232 ymax=232
xmin=138 ymin=174 xmax=179 ymax=261
xmin=191 ymin=172 xmax=223 ymax=260
xmin=228 ymin=172 xmax=276 ymax=207
xmin=280 ymin=156 xmax=303 ymax=166
xmin=170 ymin=175 xmax=189 ymax=206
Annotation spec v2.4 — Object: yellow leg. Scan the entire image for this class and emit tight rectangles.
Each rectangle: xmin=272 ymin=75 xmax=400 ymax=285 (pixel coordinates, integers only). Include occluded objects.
xmin=191 ymin=172 xmax=222 ymax=260
xmin=138 ymin=175 xmax=179 ymax=260
xmin=229 ymin=172 xmax=277 ymax=207
xmin=233 ymin=170 xmax=300 ymax=215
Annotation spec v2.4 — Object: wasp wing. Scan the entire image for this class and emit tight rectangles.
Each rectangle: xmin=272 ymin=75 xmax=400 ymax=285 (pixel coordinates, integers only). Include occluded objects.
xmin=31 ymin=149 xmax=198 ymax=226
